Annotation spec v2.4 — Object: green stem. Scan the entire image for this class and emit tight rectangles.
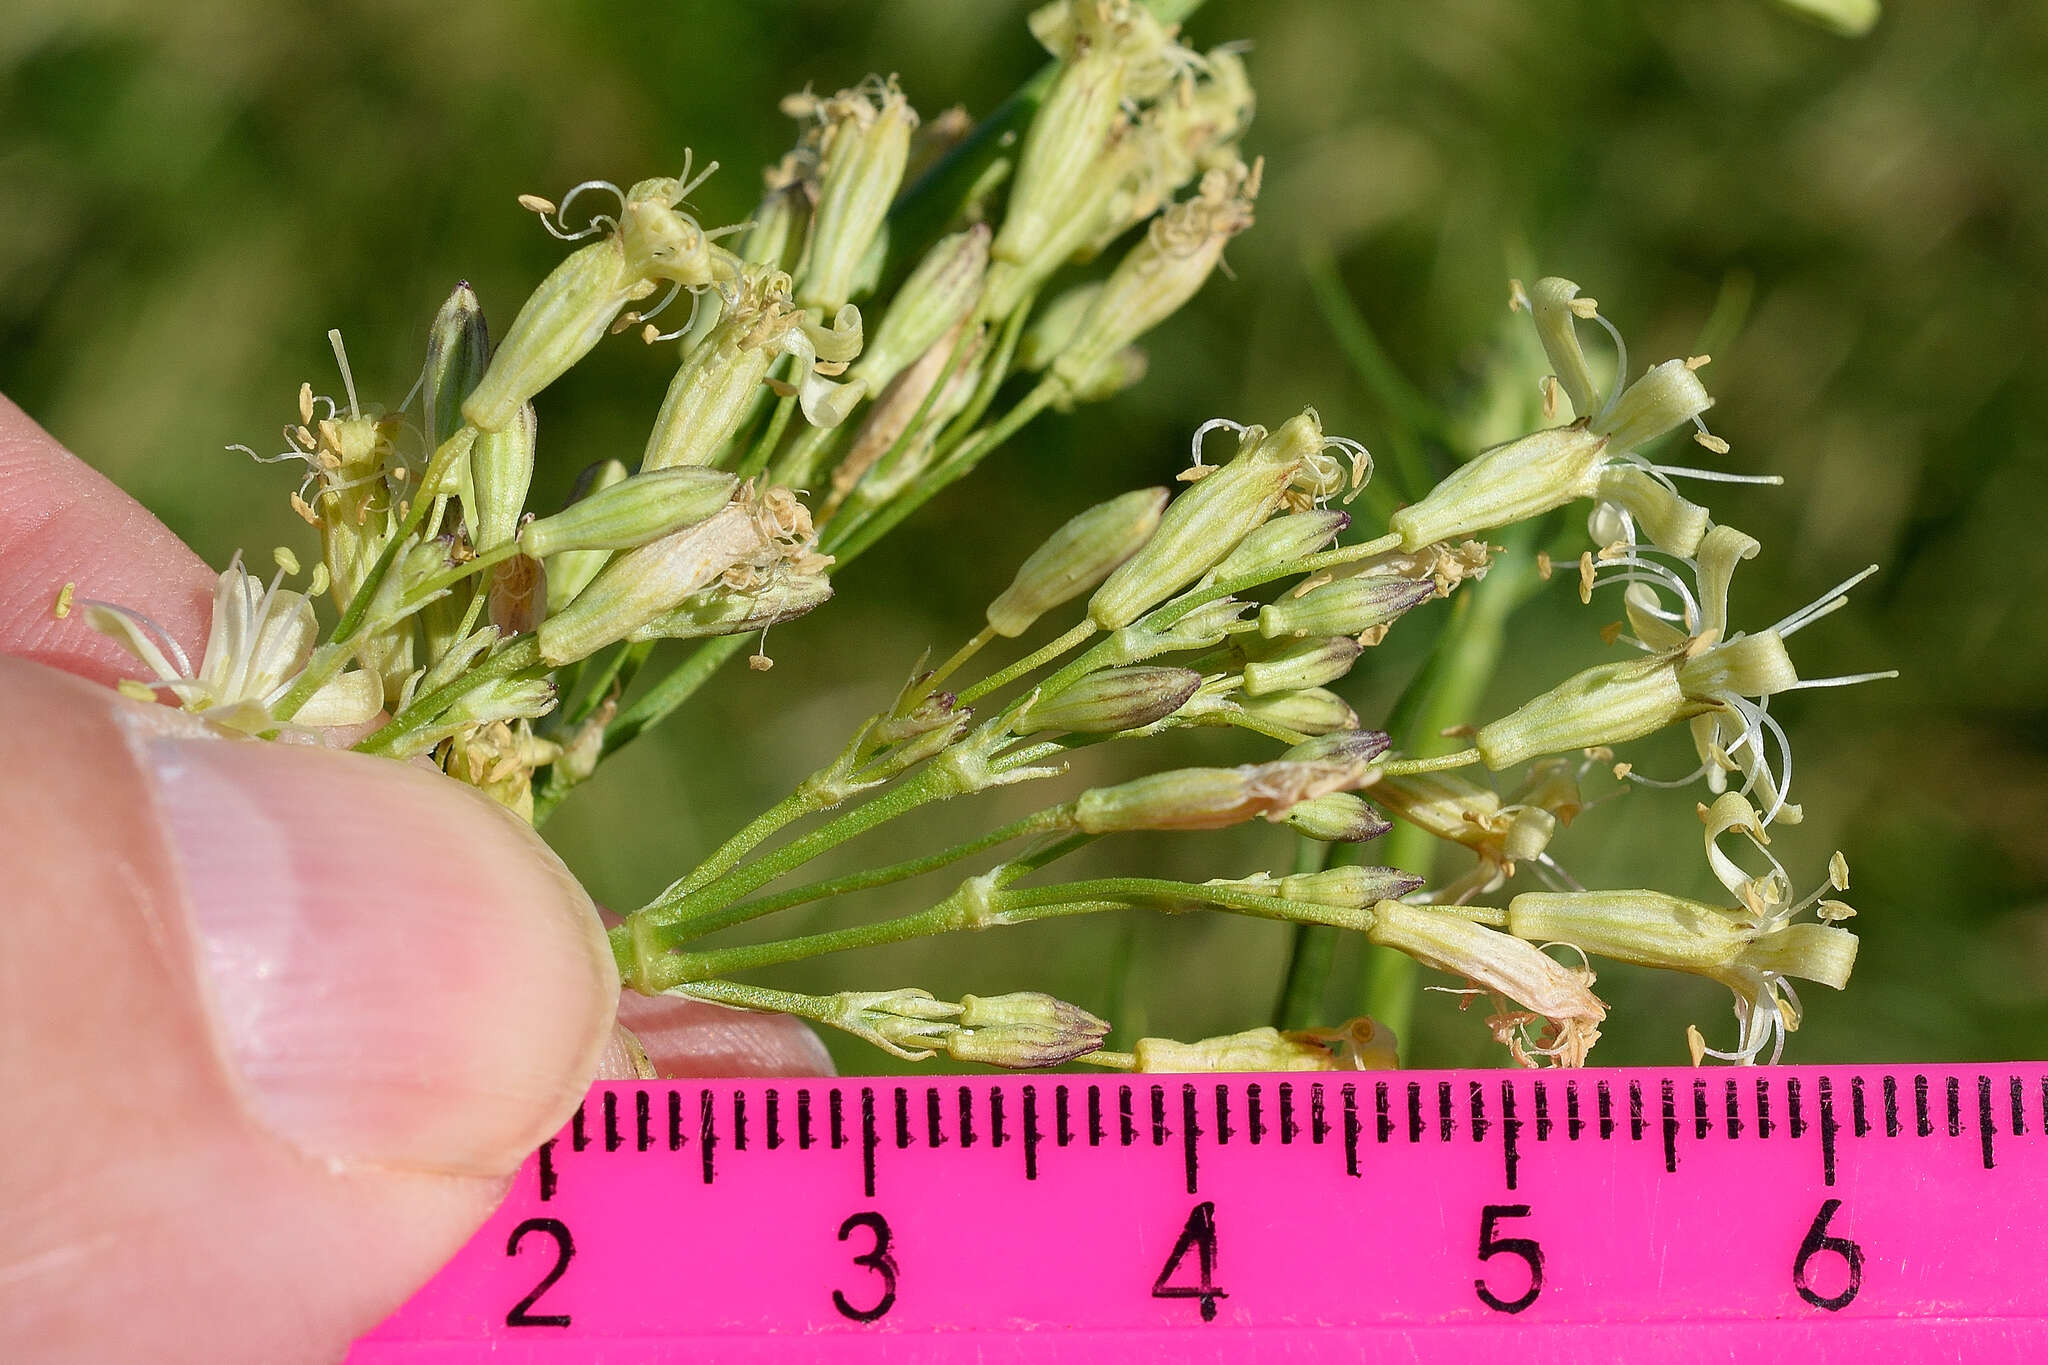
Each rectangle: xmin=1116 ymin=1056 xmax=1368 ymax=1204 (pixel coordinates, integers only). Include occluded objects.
xmin=665 ymin=804 xmax=1080 ymax=943
xmin=1356 ymin=521 xmax=1545 ymax=1035
xmin=1377 ymin=748 xmax=1482 ymax=776
xmin=956 ymin=621 xmax=1097 ymax=706
xmin=736 ymin=391 xmax=798 ymax=482
xmin=273 ymin=427 xmax=477 ymax=721
xmin=824 ymin=376 xmax=1056 ymax=564
xmin=353 ymin=636 xmax=543 ymax=756
xmin=1273 ymin=839 xmax=1337 ymax=1030
xmin=1304 ymin=250 xmax=1448 ymax=502
xmin=632 ymin=765 xmax=956 ymax=928
xmin=602 ymin=634 xmax=750 ymax=757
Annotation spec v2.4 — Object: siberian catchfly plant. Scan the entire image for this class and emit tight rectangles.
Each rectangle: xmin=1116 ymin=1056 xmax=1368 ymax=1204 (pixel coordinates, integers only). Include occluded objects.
xmin=64 ymin=0 xmax=1895 ymax=1074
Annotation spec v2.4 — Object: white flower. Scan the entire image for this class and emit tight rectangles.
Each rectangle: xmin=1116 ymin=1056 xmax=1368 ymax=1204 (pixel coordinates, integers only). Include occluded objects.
xmin=85 ymin=556 xmax=382 ymax=734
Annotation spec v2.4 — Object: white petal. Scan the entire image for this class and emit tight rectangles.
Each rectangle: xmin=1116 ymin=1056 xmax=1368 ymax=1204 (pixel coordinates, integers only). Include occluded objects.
xmin=288 ymin=669 xmax=384 ymax=728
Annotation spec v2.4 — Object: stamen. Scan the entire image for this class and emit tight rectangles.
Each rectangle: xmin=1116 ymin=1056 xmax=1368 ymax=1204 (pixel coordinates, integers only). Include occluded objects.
xmin=1784 ymin=669 xmax=1900 ymax=691
xmin=1188 ymin=416 xmax=1246 ymax=467
xmin=1651 ymin=465 xmax=1784 ymax=486
xmin=327 ymin=330 xmax=361 ymax=421
xmin=76 ymin=598 xmax=194 ymax=679
xmin=675 ymin=149 xmax=721 ymax=205
xmin=1770 ymin=564 xmax=1879 ymax=638
xmin=1588 ymin=311 xmax=1630 ymax=426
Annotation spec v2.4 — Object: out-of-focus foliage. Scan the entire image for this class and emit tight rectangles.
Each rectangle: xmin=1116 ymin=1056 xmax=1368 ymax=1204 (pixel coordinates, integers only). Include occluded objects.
xmin=6 ymin=0 xmax=2045 ymax=1067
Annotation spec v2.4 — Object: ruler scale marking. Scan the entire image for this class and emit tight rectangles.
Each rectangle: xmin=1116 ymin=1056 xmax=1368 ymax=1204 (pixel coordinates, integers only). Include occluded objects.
xmin=353 ymin=1065 xmax=2048 ymax=1361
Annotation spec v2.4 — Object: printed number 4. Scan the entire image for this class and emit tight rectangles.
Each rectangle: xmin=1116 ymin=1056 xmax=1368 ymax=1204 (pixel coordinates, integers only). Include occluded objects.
xmin=1475 ymin=1203 xmax=1543 ymax=1314
xmin=1152 ymin=1201 xmax=1228 ymax=1322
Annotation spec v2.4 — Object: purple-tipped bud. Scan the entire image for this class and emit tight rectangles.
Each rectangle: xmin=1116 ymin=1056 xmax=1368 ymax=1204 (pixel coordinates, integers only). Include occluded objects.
xmin=1015 ymin=665 xmax=1201 ymax=735
xmin=1213 ymin=508 xmax=1350 ymax=581
xmin=988 ymin=487 xmax=1168 ymax=638
xmin=945 ymin=992 xmax=1111 ymax=1068
xmin=1258 ymin=574 xmax=1437 ymax=641
xmin=1283 ymin=792 xmax=1394 ymax=843
xmin=1237 ymin=687 xmax=1359 ymax=735
xmin=1241 ymin=635 xmax=1362 ymax=696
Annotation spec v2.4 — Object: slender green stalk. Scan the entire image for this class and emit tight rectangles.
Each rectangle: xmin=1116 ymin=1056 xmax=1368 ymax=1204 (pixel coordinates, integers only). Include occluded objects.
xmin=1355 ymin=522 xmax=1544 ymax=1032
xmin=956 ymin=621 xmax=1097 ymax=706
xmin=633 ymin=764 xmax=958 ymax=928
xmin=825 ymin=376 xmax=1056 ymax=563
xmin=666 ymin=804 xmax=1080 ymax=942
xmin=1272 ymin=838 xmax=1337 ymax=1029
xmin=353 ymin=635 xmax=543 ymax=755
xmin=272 ymin=427 xmax=477 ymax=719
xmin=736 ymin=391 xmax=798 ymax=482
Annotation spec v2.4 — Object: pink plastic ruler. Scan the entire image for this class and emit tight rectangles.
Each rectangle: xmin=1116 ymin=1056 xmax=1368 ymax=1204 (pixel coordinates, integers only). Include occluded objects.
xmin=349 ymin=1065 xmax=2048 ymax=1361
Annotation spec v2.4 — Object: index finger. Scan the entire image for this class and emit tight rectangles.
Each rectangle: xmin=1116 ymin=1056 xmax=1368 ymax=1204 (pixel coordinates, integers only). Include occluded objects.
xmin=0 ymin=393 xmax=216 ymax=686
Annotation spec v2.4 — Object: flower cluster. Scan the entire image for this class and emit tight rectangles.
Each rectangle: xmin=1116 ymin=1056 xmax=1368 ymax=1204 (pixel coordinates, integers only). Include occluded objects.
xmin=77 ymin=0 xmax=1889 ymax=1073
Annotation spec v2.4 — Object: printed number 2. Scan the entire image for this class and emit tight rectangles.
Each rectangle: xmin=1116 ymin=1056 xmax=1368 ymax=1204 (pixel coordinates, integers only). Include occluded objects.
xmin=833 ymin=1211 xmax=899 ymax=1323
xmin=1793 ymin=1198 xmax=1864 ymax=1311
xmin=504 ymin=1217 xmax=574 ymax=1328
xmin=1474 ymin=1204 xmax=1543 ymax=1314
xmin=1151 ymin=1200 xmax=1227 ymax=1322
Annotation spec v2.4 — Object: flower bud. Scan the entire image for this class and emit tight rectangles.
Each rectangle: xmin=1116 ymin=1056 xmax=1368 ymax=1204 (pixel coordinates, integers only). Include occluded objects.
xmin=1014 ymin=665 xmax=1201 ymax=735
xmin=1258 ymin=574 xmax=1436 ymax=641
xmin=1131 ymin=1027 xmax=1339 ymax=1072
xmin=1283 ymin=791 xmax=1393 ymax=843
xmin=1281 ymin=729 xmax=1391 ymax=766
xmin=1075 ymin=755 xmax=1370 ymax=833
xmin=538 ymin=503 xmax=771 ymax=665
xmin=988 ymin=487 xmax=1168 ymax=637
xmin=1238 ymin=686 xmax=1359 ymax=736
xmin=824 ymin=989 xmax=962 ymax=1061
xmin=471 ymin=401 xmax=537 ymax=552
xmin=793 ymin=79 xmax=918 ymax=313
xmin=1524 ymin=276 xmax=1602 ymax=418
xmin=1088 ymin=411 xmax=1319 ymax=630
xmin=519 ymin=467 xmax=738 ymax=558
xmin=1592 ymin=464 xmax=1709 ymax=557
xmin=1051 ymin=159 xmax=1259 ymax=394
xmin=1212 ymin=509 xmax=1350 ymax=581
xmin=1049 ymin=345 xmax=1148 ymax=410
xmin=420 ymin=281 xmax=490 ymax=449
xmin=1592 ymin=358 xmax=1712 ymax=453
xmin=1099 ymin=596 xmax=1249 ymax=664
xmin=1366 ymin=900 xmax=1608 ymax=1029
xmin=1388 ymin=425 xmax=1609 ymax=551
xmin=740 ymin=172 xmax=809 ymax=272
xmin=1507 ymin=890 xmax=1858 ymax=992
xmin=995 ymin=6 xmax=1145 ymax=273
xmin=466 ymin=178 xmax=741 ymax=432
xmin=1241 ymin=635 xmax=1362 ymax=696
xmin=1475 ymin=653 xmax=1692 ymax=771
xmin=464 ymin=235 xmax=641 ymax=432
xmin=945 ymin=992 xmax=1110 ymax=1068
xmin=1211 ymin=864 xmax=1421 ymax=911
xmin=852 ymin=225 xmax=989 ymax=392
xmin=1016 ymin=282 xmax=1103 ymax=371
xmin=545 ymin=459 xmax=629 ymax=613
xmin=626 ymin=565 xmax=833 ymax=644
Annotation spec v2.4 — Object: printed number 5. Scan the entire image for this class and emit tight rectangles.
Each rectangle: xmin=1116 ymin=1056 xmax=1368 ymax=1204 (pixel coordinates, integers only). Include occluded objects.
xmin=833 ymin=1211 xmax=899 ymax=1323
xmin=1475 ymin=1203 xmax=1543 ymax=1314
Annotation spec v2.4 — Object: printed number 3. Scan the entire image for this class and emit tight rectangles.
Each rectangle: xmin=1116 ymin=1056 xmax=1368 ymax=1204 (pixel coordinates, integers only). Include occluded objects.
xmin=833 ymin=1211 xmax=899 ymax=1323
xmin=1475 ymin=1203 xmax=1543 ymax=1314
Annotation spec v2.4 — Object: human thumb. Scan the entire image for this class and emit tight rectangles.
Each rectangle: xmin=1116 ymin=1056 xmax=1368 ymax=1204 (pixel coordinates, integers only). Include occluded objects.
xmin=0 ymin=657 xmax=618 ymax=1363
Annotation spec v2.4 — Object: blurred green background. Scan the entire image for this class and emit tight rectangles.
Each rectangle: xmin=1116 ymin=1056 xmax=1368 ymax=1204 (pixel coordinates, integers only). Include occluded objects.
xmin=6 ymin=0 xmax=2045 ymax=1068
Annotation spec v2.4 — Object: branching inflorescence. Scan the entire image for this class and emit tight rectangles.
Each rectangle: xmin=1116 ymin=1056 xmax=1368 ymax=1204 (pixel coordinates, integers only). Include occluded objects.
xmin=79 ymin=0 xmax=1891 ymax=1072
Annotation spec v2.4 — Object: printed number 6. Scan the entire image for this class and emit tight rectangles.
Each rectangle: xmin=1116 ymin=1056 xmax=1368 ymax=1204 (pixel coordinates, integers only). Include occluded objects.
xmin=833 ymin=1211 xmax=899 ymax=1323
xmin=1793 ymin=1198 xmax=1864 ymax=1311
xmin=1475 ymin=1203 xmax=1543 ymax=1314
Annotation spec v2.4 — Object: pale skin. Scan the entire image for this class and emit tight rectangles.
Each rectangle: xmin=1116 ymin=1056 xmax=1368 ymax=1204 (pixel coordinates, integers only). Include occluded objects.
xmin=0 ymin=394 xmax=829 ymax=1363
